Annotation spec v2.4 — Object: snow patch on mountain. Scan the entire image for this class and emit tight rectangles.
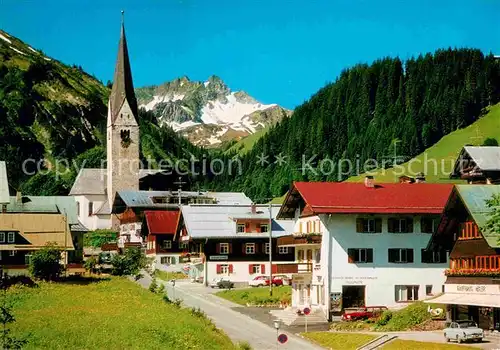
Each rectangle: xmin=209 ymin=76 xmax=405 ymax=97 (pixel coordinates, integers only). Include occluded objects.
xmin=143 ymin=93 xmax=186 ymax=111
xmin=0 ymin=33 xmax=12 ymax=44
xmin=10 ymin=46 xmax=26 ymax=55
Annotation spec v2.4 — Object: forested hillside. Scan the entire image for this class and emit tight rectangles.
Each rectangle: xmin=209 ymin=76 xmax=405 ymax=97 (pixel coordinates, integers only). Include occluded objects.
xmin=216 ymin=49 xmax=500 ymax=201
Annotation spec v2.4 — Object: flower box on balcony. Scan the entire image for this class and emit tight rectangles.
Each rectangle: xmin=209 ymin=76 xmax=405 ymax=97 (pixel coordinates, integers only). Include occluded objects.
xmin=445 ymin=268 xmax=500 ymax=277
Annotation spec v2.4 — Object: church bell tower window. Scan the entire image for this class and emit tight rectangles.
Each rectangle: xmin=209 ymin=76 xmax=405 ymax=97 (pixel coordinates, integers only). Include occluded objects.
xmin=120 ymin=129 xmax=131 ymax=148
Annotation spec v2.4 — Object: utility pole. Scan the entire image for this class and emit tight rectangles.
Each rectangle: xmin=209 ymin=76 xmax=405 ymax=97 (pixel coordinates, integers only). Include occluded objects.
xmin=173 ymin=176 xmax=186 ymax=206
xmin=269 ymin=202 xmax=273 ymax=297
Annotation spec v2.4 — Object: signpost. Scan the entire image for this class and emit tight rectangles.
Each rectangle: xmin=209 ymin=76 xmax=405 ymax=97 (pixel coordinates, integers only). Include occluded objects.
xmin=303 ymin=307 xmax=311 ymax=333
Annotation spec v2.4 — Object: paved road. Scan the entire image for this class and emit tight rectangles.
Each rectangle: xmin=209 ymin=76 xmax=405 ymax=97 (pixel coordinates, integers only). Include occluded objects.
xmin=135 ymin=275 xmax=324 ymax=350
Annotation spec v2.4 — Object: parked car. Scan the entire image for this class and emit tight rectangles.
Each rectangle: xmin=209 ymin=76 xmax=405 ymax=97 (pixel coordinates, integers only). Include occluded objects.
xmin=209 ymin=277 xmax=233 ymax=289
xmin=271 ymin=274 xmax=291 ymax=285
xmin=341 ymin=306 xmax=388 ymax=321
xmin=249 ymin=275 xmax=269 ymax=287
xmin=265 ymin=276 xmax=285 ymax=286
xmin=444 ymin=320 xmax=483 ymax=343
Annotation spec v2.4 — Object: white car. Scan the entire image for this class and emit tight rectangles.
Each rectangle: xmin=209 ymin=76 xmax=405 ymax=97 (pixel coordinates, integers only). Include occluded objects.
xmin=444 ymin=320 xmax=483 ymax=343
xmin=209 ymin=277 xmax=231 ymax=288
xmin=248 ymin=275 xmax=269 ymax=287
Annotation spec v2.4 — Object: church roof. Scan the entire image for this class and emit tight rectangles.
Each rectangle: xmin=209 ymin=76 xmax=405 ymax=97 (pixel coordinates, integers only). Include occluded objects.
xmin=109 ymin=18 xmax=138 ymax=123
xmin=69 ymin=168 xmax=166 ymax=196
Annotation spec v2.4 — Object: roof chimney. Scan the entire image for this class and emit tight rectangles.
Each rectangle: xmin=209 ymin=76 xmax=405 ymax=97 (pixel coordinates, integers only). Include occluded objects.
xmin=364 ymin=175 xmax=375 ymax=188
xmin=251 ymin=203 xmax=256 ymax=214
xmin=415 ymin=173 xmax=426 ymax=183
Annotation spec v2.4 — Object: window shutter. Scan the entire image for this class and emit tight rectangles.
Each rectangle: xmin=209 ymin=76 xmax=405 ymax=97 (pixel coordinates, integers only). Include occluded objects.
xmin=261 ymin=264 xmax=266 ymax=274
xmin=375 ymin=219 xmax=382 ymax=233
xmin=216 ymin=243 xmax=220 ymax=254
xmin=242 ymin=243 xmax=246 ymax=254
xmin=216 ymin=264 xmax=221 ymax=274
xmin=356 ymin=218 xmax=364 ymax=233
xmin=388 ymin=219 xmax=395 ymax=233
xmin=249 ymin=264 xmax=253 ymax=274
xmin=421 ymin=249 xmax=428 ymax=263
xmin=407 ymin=249 xmax=414 ymax=263
xmin=299 ymin=222 xmax=303 ymax=233
xmin=388 ymin=249 xmax=396 ymax=263
xmin=367 ymin=249 xmax=374 ymax=263
xmin=229 ymin=243 xmax=233 ymax=254
xmin=421 ymin=218 xmax=429 ymax=233
xmin=272 ymin=264 xmax=277 ymax=274
xmin=263 ymin=243 xmax=267 ymax=254
xmin=406 ymin=218 xmax=414 ymax=233
xmin=256 ymin=226 xmax=261 ymax=233
xmin=229 ymin=264 xmax=234 ymax=274
xmin=347 ymin=249 xmax=355 ymax=263
xmin=255 ymin=243 xmax=260 ymax=254
xmin=245 ymin=222 xmax=250 ymax=233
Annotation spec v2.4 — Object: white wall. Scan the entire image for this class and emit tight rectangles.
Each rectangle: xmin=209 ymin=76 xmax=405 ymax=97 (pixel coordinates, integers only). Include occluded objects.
xmin=324 ymin=214 xmax=447 ymax=309
xmin=206 ymin=261 xmax=294 ymax=284
xmin=74 ymin=194 xmax=111 ymax=231
xmin=148 ymin=253 xmax=184 ymax=272
xmin=118 ymin=222 xmax=142 ymax=245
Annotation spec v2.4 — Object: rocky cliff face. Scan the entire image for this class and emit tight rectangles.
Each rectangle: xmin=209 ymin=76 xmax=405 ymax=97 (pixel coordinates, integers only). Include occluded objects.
xmin=136 ymin=76 xmax=291 ymax=147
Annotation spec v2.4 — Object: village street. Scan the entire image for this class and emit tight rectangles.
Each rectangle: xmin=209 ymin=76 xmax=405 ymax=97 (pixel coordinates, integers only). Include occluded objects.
xmin=135 ymin=274 xmax=325 ymax=350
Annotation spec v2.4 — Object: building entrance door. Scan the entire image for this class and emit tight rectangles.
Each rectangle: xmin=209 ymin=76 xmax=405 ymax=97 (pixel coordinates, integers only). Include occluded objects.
xmin=342 ymin=285 xmax=366 ymax=308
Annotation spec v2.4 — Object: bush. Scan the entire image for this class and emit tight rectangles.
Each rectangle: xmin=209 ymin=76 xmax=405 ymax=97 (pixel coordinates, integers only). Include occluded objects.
xmin=28 ymin=243 xmax=63 ymax=281
xmin=148 ymin=278 xmax=158 ymax=293
xmin=157 ymin=284 xmax=165 ymax=294
xmin=237 ymin=341 xmax=252 ymax=350
xmin=482 ymin=137 xmax=499 ymax=146
xmin=84 ymin=229 xmax=117 ymax=248
xmin=374 ymin=302 xmax=431 ymax=331
xmin=376 ymin=310 xmax=393 ymax=326
xmin=110 ymin=248 xmax=151 ymax=276
xmin=83 ymin=256 xmax=101 ymax=274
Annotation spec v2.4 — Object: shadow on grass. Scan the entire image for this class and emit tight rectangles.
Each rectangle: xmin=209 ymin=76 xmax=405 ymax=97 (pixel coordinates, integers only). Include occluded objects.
xmin=57 ymin=275 xmax=111 ymax=285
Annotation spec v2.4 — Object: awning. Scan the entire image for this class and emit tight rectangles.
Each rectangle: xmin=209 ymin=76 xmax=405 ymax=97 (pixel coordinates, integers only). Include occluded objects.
xmin=425 ymin=293 xmax=500 ymax=308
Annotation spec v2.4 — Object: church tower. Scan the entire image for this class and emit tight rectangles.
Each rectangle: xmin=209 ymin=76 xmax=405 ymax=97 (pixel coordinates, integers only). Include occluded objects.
xmin=107 ymin=12 xmax=140 ymax=214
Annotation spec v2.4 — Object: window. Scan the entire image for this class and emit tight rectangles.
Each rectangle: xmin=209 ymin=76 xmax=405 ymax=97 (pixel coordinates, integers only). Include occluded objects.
xmin=237 ymin=224 xmax=245 ymax=233
xmin=250 ymin=264 xmax=261 ymax=274
xmin=278 ymin=247 xmax=289 ymax=254
xmin=245 ymin=243 xmax=256 ymax=254
xmin=0 ymin=232 xmax=5 ymax=243
xmin=356 ymin=218 xmax=381 ymax=233
xmin=7 ymin=232 xmax=15 ymax=243
xmin=162 ymin=240 xmax=172 ymax=249
xmin=88 ymin=202 xmax=94 ymax=216
xmin=421 ymin=249 xmax=446 ymax=263
xmin=297 ymin=249 xmax=304 ymax=262
xmin=265 ymin=243 xmax=270 ymax=254
xmin=160 ymin=256 xmax=176 ymax=264
xmin=218 ymin=264 xmax=230 ymax=274
xmin=178 ymin=242 xmax=188 ymax=249
xmin=395 ymin=285 xmax=419 ymax=302
xmin=388 ymin=218 xmax=413 ymax=233
xmin=347 ymin=248 xmax=374 ymax=263
xmin=421 ymin=217 xmax=438 ymax=234
xmin=76 ymin=201 xmax=80 ymax=216
xmin=220 ymin=243 xmax=229 ymax=254
xmin=314 ymin=249 xmax=321 ymax=263
xmin=9 ymin=250 xmax=15 ymax=257
xmin=24 ymin=254 xmax=32 ymax=265
xmin=260 ymin=224 xmax=269 ymax=233
xmin=388 ymin=248 xmax=414 ymax=263
xmin=426 ymin=285 xmax=433 ymax=296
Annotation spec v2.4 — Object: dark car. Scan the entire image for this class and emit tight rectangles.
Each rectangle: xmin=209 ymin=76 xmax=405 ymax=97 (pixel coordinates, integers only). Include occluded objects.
xmin=341 ymin=306 xmax=388 ymax=321
xmin=216 ymin=280 xmax=234 ymax=289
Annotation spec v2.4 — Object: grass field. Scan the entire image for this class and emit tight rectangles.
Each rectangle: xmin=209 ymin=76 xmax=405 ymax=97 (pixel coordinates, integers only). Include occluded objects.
xmin=8 ymin=277 xmax=237 ymax=349
xmin=301 ymin=332 xmax=376 ymax=350
xmin=381 ymin=339 xmax=475 ymax=350
xmin=215 ymin=286 xmax=291 ymax=306
xmin=225 ymin=128 xmax=268 ymax=155
xmin=154 ymin=270 xmax=189 ymax=281
xmin=348 ymin=103 xmax=500 ymax=183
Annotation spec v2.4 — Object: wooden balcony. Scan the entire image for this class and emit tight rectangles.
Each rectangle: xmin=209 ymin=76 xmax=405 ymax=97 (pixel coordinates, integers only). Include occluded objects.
xmin=277 ymin=234 xmax=322 ymax=247
xmin=457 ymin=221 xmax=481 ymax=240
xmin=448 ymin=255 xmax=500 ymax=276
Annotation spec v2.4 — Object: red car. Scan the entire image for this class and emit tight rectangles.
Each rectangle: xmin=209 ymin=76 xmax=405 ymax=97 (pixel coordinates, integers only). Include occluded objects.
xmin=341 ymin=306 xmax=388 ymax=321
xmin=264 ymin=276 xmax=286 ymax=286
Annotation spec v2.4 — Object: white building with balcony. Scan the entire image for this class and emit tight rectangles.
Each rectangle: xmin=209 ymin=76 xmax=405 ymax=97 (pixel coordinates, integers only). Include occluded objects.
xmin=276 ymin=179 xmax=454 ymax=321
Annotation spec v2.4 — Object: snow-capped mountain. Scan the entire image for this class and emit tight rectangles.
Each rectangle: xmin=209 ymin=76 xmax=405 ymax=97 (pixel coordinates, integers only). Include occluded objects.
xmin=136 ymin=76 xmax=291 ymax=147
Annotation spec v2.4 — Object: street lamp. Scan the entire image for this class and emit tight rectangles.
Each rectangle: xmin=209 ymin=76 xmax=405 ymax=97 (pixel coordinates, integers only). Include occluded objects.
xmin=273 ymin=320 xmax=280 ymax=350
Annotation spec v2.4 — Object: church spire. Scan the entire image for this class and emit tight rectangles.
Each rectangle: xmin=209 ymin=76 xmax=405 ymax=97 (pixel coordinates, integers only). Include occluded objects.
xmin=109 ymin=10 xmax=138 ymax=123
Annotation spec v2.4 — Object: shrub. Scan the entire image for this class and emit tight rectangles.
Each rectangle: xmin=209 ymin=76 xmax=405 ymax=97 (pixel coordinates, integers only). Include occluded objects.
xmin=28 ymin=243 xmax=63 ymax=281
xmin=83 ymin=256 xmax=101 ymax=274
xmin=375 ymin=302 xmax=431 ymax=331
xmin=83 ymin=229 xmax=117 ymax=248
xmin=110 ymin=247 xmax=151 ymax=276
xmin=237 ymin=341 xmax=252 ymax=350
xmin=376 ymin=310 xmax=393 ymax=326
xmin=482 ymin=137 xmax=499 ymax=146
xmin=157 ymin=283 xmax=165 ymax=294
xmin=148 ymin=278 xmax=158 ymax=293
xmin=190 ymin=307 xmax=207 ymax=318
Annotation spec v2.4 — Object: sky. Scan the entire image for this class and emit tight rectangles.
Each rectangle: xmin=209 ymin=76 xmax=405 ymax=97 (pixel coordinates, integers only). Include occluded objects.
xmin=1 ymin=0 xmax=500 ymax=109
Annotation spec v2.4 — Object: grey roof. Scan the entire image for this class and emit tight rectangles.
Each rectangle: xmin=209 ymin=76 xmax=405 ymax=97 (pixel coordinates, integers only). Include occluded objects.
xmin=6 ymin=196 xmax=80 ymax=225
xmin=69 ymin=168 xmax=166 ymax=195
xmin=94 ymin=200 xmax=111 ymax=215
xmin=0 ymin=161 xmax=9 ymax=204
xmin=71 ymin=221 xmax=89 ymax=232
xmin=181 ymin=204 xmax=294 ymax=239
xmin=464 ymin=146 xmax=500 ymax=171
xmin=115 ymin=190 xmax=251 ymax=209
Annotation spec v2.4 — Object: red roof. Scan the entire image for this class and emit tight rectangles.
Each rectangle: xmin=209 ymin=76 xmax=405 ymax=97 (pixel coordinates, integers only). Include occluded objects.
xmin=144 ymin=210 xmax=180 ymax=235
xmin=290 ymin=182 xmax=454 ymax=215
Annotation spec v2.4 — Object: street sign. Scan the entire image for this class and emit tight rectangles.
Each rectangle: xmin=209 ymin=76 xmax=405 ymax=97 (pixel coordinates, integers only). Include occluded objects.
xmin=303 ymin=307 xmax=311 ymax=315
xmin=277 ymin=334 xmax=288 ymax=344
